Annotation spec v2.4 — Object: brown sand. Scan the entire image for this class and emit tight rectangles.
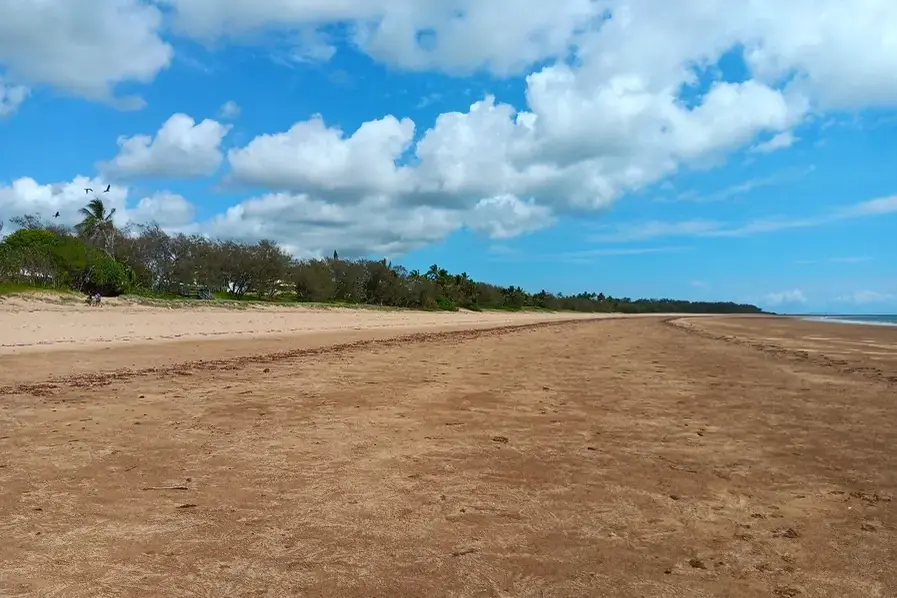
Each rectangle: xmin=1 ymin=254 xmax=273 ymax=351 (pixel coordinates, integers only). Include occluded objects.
xmin=1 ymin=307 xmax=895 ymax=597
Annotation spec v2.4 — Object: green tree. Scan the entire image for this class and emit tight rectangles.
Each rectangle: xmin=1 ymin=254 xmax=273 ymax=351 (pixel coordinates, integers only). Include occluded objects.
xmin=76 ymin=198 xmax=117 ymax=256
xmin=0 ymin=229 xmax=60 ymax=286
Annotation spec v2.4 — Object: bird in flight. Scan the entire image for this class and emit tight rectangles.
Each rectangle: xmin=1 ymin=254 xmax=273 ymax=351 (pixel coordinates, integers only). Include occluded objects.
xmin=103 ymin=184 xmax=111 ymax=193
xmin=84 ymin=188 xmax=93 ymax=194
xmin=54 ymin=211 xmax=60 ymax=218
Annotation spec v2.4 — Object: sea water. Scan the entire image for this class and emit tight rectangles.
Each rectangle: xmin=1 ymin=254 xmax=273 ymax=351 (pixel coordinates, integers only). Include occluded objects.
xmin=802 ymin=314 xmax=897 ymax=327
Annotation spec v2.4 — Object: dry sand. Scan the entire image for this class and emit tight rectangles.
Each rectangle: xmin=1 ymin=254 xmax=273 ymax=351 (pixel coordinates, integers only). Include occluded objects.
xmin=1 ymin=301 xmax=896 ymax=597
xmin=0 ymin=293 xmax=607 ymax=355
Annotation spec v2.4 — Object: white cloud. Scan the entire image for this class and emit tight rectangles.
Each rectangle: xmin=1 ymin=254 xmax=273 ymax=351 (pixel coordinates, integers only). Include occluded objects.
xmin=228 ymin=115 xmax=415 ymax=198
xmin=129 ymin=192 xmax=196 ymax=228
xmin=153 ymin=0 xmax=897 ymax=113
xmin=0 ymin=0 xmax=172 ymax=104
xmin=4 ymin=1 xmax=897 ymax=116
xmin=0 ymin=176 xmax=203 ymax=234
xmin=159 ymin=0 xmax=604 ymax=76
xmin=466 ymin=195 xmax=554 ymax=239
xmin=764 ymin=290 xmax=807 ymax=305
xmin=0 ymin=174 xmax=541 ymax=259
xmin=5 ymin=1 xmax=897 ymax=255
xmin=100 ymin=114 xmax=232 ymax=178
xmin=0 ymin=176 xmax=130 ymax=229
xmin=192 ymin=0 xmax=897 ymax=250
xmin=836 ymin=290 xmax=895 ymax=304
xmin=218 ymin=100 xmax=241 ymax=119
xmin=0 ymin=75 xmax=28 ymax=116
xmin=203 ymin=192 xmax=461 ymax=258
xmin=844 ymin=195 xmax=897 ymax=217
xmin=225 ymin=78 xmax=801 ymax=216
xmin=287 ymin=27 xmax=338 ymax=64
xmin=204 ymin=0 xmax=897 ymax=245
xmin=751 ymin=131 xmax=798 ymax=154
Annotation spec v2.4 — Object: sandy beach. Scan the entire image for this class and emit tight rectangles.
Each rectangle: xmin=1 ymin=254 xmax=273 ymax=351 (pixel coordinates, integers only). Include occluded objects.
xmin=0 ymin=294 xmax=607 ymax=354
xmin=1 ymin=301 xmax=895 ymax=597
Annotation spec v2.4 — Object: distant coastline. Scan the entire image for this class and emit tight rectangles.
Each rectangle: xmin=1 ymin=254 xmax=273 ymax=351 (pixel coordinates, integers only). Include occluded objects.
xmin=799 ymin=314 xmax=897 ymax=327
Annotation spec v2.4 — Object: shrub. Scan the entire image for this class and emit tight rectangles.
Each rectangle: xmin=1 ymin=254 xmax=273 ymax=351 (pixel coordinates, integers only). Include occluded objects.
xmin=86 ymin=254 xmax=132 ymax=296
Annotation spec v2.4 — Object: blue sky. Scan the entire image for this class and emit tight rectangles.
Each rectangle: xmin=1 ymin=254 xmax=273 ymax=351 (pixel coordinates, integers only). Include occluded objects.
xmin=1 ymin=1 xmax=895 ymax=314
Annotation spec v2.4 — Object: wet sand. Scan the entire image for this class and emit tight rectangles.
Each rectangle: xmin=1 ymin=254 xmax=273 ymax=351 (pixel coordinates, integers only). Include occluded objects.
xmin=0 ymin=312 xmax=895 ymax=597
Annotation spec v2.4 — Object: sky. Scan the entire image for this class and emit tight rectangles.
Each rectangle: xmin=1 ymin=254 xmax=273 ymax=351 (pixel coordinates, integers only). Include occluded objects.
xmin=0 ymin=1 xmax=895 ymax=314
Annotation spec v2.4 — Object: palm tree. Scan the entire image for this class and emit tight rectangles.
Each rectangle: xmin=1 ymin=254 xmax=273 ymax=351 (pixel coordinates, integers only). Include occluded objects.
xmin=76 ymin=198 xmax=117 ymax=256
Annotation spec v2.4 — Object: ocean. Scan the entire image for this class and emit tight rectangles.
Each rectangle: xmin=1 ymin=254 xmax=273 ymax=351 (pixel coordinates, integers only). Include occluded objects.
xmin=801 ymin=314 xmax=897 ymax=327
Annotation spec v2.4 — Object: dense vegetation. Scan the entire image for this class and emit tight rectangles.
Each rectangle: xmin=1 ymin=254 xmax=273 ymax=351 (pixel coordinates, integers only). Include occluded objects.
xmin=0 ymin=201 xmax=764 ymax=314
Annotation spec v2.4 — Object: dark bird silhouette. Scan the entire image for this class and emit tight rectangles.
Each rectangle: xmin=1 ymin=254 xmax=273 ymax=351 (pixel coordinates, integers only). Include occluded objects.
xmin=103 ymin=184 xmax=111 ymax=193
xmin=54 ymin=211 xmax=60 ymax=218
xmin=84 ymin=188 xmax=92 ymax=194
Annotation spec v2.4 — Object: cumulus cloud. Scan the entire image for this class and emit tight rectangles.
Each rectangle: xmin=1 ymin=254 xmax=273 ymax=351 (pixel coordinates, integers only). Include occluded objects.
xmin=0 ymin=176 xmax=130 ymax=229
xmin=466 ymin=195 xmax=554 ymax=239
xmin=225 ymin=79 xmax=800 ymax=217
xmin=100 ymin=114 xmax=232 ymax=178
xmin=203 ymin=193 xmax=461 ymax=258
xmin=0 ymin=0 xmax=172 ymax=104
xmin=0 ymin=176 xmax=196 ymax=234
xmin=227 ymin=115 xmax=415 ymax=198
xmin=129 ymin=192 xmax=197 ymax=228
xmin=154 ymin=0 xmax=897 ymax=108
xmin=5 ymin=0 xmax=897 ymax=255
xmin=159 ymin=1 xmax=897 ymax=251
xmin=159 ymin=0 xmax=603 ymax=75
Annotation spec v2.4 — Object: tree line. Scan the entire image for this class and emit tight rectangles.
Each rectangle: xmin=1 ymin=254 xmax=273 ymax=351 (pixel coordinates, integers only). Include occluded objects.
xmin=0 ymin=199 xmax=764 ymax=314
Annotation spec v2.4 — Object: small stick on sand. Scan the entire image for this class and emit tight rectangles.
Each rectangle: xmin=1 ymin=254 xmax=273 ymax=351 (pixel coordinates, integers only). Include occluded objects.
xmin=141 ymin=486 xmax=189 ymax=491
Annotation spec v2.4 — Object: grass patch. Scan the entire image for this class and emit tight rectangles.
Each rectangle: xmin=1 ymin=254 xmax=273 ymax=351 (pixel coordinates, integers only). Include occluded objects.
xmin=0 ymin=284 xmax=567 ymax=313
xmin=0 ymin=283 xmax=78 ymax=297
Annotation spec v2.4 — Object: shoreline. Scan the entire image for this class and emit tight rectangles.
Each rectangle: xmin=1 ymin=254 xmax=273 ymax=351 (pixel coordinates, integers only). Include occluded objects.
xmin=671 ymin=315 xmax=897 ymax=387
xmin=798 ymin=315 xmax=897 ymax=327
